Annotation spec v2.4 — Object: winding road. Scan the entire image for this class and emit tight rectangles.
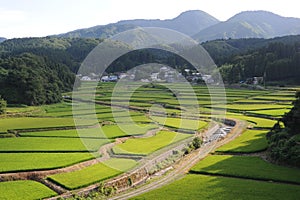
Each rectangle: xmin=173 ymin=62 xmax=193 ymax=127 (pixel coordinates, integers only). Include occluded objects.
xmin=109 ymin=119 xmax=246 ymax=200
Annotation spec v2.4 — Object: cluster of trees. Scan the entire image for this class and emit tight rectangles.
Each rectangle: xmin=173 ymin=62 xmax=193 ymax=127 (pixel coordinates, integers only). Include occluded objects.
xmin=183 ymin=136 xmax=203 ymax=155
xmin=0 ymin=37 xmax=101 ymax=105
xmin=0 ymin=53 xmax=75 ymax=105
xmin=267 ymin=91 xmax=300 ymax=167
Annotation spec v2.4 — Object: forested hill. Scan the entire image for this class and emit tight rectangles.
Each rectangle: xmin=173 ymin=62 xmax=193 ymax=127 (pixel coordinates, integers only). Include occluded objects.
xmin=202 ymin=35 xmax=300 ymax=65
xmin=203 ymin=35 xmax=300 ymax=84
xmin=0 ymin=37 xmax=101 ymax=105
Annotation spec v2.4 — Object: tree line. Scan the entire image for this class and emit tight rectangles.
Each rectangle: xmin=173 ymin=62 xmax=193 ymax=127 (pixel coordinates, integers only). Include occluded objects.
xmin=267 ymin=91 xmax=300 ymax=167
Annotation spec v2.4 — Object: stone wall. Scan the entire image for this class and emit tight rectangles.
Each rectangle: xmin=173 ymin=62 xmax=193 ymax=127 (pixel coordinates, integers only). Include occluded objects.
xmin=104 ymin=167 xmax=148 ymax=192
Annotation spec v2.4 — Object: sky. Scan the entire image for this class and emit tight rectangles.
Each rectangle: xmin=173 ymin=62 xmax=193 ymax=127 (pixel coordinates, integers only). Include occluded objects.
xmin=1 ymin=0 xmax=300 ymax=39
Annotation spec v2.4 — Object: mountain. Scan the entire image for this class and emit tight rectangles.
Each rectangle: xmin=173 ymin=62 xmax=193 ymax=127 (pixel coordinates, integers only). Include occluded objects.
xmin=194 ymin=11 xmax=300 ymax=42
xmin=58 ymin=10 xmax=219 ymax=38
xmin=0 ymin=37 xmax=6 ymax=43
xmin=57 ymin=24 xmax=138 ymax=38
xmin=117 ymin=10 xmax=220 ymax=36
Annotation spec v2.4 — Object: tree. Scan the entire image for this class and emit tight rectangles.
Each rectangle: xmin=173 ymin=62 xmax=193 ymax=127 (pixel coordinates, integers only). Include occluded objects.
xmin=0 ymin=95 xmax=6 ymax=114
xmin=192 ymin=136 xmax=203 ymax=149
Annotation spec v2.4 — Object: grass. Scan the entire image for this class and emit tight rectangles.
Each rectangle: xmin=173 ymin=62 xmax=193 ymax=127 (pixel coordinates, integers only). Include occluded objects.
xmin=150 ymin=116 xmax=208 ymax=131
xmin=132 ymin=174 xmax=300 ymax=200
xmin=216 ymin=129 xmax=268 ymax=153
xmin=0 ymin=137 xmax=109 ymax=152
xmin=190 ymin=155 xmax=300 ymax=184
xmin=0 ymin=153 xmax=94 ymax=173
xmin=0 ymin=117 xmax=96 ymax=132
xmin=112 ymin=131 xmax=191 ymax=155
xmin=0 ymin=180 xmax=57 ymax=200
xmin=47 ymin=158 xmax=137 ymax=189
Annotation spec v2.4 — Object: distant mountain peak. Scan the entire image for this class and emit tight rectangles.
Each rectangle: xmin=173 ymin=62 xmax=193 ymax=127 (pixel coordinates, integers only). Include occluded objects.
xmin=57 ymin=10 xmax=219 ymax=38
xmin=175 ymin=10 xmax=217 ymax=18
xmin=228 ymin=10 xmax=285 ymax=22
xmin=194 ymin=10 xmax=300 ymax=42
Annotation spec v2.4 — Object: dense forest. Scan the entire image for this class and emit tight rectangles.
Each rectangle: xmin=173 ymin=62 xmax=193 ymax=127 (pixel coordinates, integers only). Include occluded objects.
xmin=0 ymin=37 xmax=101 ymax=105
xmin=203 ymin=35 xmax=300 ymax=84
xmin=0 ymin=35 xmax=300 ymax=105
xmin=267 ymin=91 xmax=300 ymax=167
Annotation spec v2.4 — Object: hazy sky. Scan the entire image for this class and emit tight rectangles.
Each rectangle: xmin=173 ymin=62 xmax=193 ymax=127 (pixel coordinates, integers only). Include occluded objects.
xmin=1 ymin=0 xmax=300 ymax=39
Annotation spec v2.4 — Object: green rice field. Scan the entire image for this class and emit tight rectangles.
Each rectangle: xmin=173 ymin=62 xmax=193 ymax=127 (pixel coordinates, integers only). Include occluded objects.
xmin=0 ymin=153 xmax=94 ymax=173
xmin=0 ymin=81 xmax=299 ymax=200
xmin=0 ymin=180 xmax=57 ymax=200
xmin=47 ymin=158 xmax=137 ymax=189
xmin=190 ymin=155 xmax=300 ymax=184
xmin=216 ymin=129 xmax=268 ymax=153
xmin=132 ymin=174 xmax=300 ymax=200
xmin=112 ymin=131 xmax=191 ymax=155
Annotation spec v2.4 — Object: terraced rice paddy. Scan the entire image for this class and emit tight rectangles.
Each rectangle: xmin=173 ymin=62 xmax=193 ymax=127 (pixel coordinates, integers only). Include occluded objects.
xmin=216 ymin=129 xmax=268 ymax=153
xmin=150 ymin=116 xmax=208 ymax=130
xmin=112 ymin=130 xmax=191 ymax=155
xmin=132 ymin=174 xmax=300 ymax=200
xmin=47 ymin=158 xmax=137 ymax=189
xmin=190 ymin=155 xmax=300 ymax=184
xmin=0 ymin=153 xmax=94 ymax=173
xmin=0 ymin=82 xmax=299 ymax=200
xmin=0 ymin=180 xmax=57 ymax=200
xmin=0 ymin=117 xmax=96 ymax=132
